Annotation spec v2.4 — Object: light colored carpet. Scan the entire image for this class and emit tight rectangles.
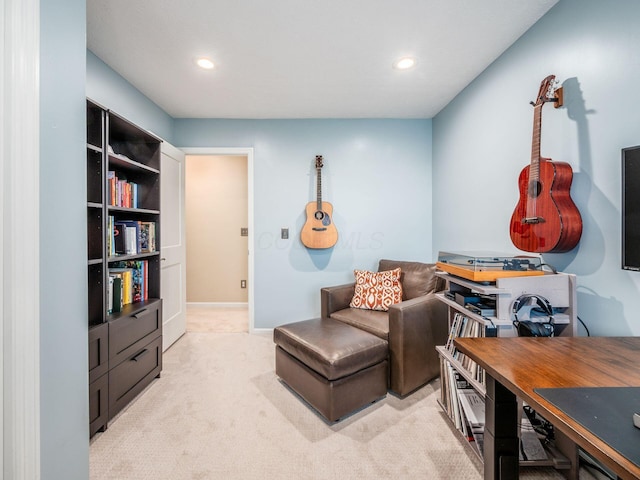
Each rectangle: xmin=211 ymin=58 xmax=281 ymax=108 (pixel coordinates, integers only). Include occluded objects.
xmin=186 ymin=304 xmax=248 ymax=333
xmin=89 ymin=332 xmax=603 ymax=480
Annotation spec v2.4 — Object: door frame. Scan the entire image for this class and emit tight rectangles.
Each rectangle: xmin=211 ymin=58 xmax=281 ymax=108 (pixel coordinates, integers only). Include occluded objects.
xmin=181 ymin=147 xmax=255 ymax=332
xmin=2 ymin=0 xmax=41 ymax=476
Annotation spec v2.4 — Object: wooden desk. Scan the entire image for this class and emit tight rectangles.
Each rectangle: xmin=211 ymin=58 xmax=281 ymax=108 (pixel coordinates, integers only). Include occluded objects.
xmin=454 ymin=336 xmax=640 ymax=480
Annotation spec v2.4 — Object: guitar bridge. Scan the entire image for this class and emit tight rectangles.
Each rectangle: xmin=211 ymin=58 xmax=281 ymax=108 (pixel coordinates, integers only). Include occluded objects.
xmin=312 ymin=227 xmax=327 ymax=231
xmin=523 ymin=217 xmax=545 ymax=224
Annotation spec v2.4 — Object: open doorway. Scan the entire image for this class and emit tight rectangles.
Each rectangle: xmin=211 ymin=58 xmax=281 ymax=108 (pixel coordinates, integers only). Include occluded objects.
xmin=182 ymin=148 xmax=254 ymax=333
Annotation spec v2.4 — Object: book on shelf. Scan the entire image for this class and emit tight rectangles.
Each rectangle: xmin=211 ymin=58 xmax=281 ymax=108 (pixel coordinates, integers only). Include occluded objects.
xmin=111 ymin=260 xmax=148 ymax=303
xmin=110 ymin=268 xmax=134 ymax=306
xmin=108 ymin=218 xmax=156 ymax=256
xmin=440 ymin=363 xmax=486 ymax=456
xmin=441 ymin=363 xmax=546 ymax=461
xmin=107 ymin=170 xmax=139 ymax=208
xmin=107 ymin=276 xmax=114 ymax=315
xmin=125 ymin=225 xmax=138 ymax=255
xmin=112 ymin=220 xmax=127 ymax=255
xmin=107 ymin=171 xmax=116 ymax=207
xmin=111 ymin=276 xmax=123 ymax=313
xmin=107 ymin=216 xmax=113 ymax=256
xmin=446 ymin=312 xmax=486 ymax=385
xmin=446 ymin=363 xmax=463 ymax=430
xmin=457 ymin=388 xmax=485 ymax=429
xmin=138 ymin=221 xmax=156 ymax=253
xmin=118 ymin=220 xmax=140 ymax=254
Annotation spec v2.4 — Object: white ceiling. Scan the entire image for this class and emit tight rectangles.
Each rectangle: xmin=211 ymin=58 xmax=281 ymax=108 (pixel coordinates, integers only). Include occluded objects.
xmin=87 ymin=0 xmax=558 ymax=119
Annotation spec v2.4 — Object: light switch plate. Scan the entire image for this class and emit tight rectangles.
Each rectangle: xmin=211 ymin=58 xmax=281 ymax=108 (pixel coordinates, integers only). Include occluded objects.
xmin=281 ymin=228 xmax=289 ymax=239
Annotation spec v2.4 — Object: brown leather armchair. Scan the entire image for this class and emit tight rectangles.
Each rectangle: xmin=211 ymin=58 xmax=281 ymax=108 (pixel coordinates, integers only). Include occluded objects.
xmin=321 ymin=259 xmax=448 ymax=397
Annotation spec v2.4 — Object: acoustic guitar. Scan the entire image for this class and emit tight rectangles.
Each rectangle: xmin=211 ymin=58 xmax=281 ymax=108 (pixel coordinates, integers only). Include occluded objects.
xmin=509 ymin=75 xmax=582 ymax=253
xmin=301 ymin=155 xmax=338 ymax=249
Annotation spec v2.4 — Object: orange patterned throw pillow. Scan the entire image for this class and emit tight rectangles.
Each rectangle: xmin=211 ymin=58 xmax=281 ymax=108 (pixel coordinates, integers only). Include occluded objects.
xmin=349 ymin=268 xmax=403 ymax=311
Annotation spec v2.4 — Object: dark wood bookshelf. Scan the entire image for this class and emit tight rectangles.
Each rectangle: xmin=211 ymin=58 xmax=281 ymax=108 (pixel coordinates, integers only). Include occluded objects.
xmin=86 ymin=99 xmax=163 ymax=437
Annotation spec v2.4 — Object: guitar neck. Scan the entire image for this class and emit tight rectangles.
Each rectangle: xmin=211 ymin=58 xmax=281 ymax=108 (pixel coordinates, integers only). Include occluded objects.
xmin=316 ymin=166 xmax=322 ymax=210
xmin=530 ymin=104 xmax=543 ymax=179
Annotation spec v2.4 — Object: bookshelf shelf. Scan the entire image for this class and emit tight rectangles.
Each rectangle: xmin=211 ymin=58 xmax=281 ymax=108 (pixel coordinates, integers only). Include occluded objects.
xmin=436 ymin=269 xmax=577 ymax=471
xmin=86 ymin=99 xmax=163 ymax=437
xmin=108 ymin=251 xmax=160 ymax=262
xmin=108 ymin=153 xmax=160 ymax=174
xmin=107 ymin=206 xmax=160 ymax=215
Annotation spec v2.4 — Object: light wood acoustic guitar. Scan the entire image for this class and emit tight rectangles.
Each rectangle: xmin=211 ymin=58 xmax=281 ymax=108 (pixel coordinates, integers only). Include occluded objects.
xmin=301 ymin=155 xmax=338 ymax=249
xmin=509 ymin=75 xmax=582 ymax=253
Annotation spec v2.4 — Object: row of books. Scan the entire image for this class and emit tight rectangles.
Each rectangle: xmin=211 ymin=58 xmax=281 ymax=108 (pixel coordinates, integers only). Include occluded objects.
xmin=445 ymin=312 xmax=486 ymax=384
xmin=108 ymin=171 xmax=139 ymax=208
xmin=107 ymin=260 xmax=149 ymax=314
xmin=107 ymin=217 xmax=157 ymax=257
xmin=440 ymin=361 xmax=485 ymax=456
xmin=440 ymin=359 xmax=549 ymax=462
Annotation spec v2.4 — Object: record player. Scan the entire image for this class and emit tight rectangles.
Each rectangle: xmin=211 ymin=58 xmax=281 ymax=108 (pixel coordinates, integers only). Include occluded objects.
xmin=436 ymin=251 xmax=544 ymax=283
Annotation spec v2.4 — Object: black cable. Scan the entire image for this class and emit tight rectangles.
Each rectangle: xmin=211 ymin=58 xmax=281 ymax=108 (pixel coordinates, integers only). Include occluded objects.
xmin=577 ymin=315 xmax=590 ymax=336
xmin=539 ymin=262 xmax=558 ymax=274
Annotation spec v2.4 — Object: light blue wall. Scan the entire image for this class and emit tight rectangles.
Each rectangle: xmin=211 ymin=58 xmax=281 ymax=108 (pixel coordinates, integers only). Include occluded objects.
xmin=48 ymin=1 xmax=638 ymax=476
xmin=86 ymin=54 xmax=435 ymax=329
xmin=175 ymin=119 xmax=434 ymax=328
xmin=86 ymin=51 xmax=175 ymax=143
xmin=433 ymin=0 xmax=640 ymax=336
xmin=40 ymin=0 xmax=88 ymax=478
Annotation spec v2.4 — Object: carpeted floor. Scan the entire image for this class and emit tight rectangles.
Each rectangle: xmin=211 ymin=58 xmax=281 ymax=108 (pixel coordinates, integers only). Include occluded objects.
xmin=90 ymin=332 xmax=476 ymax=479
xmin=186 ymin=304 xmax=248 ymax=333
xmin=89 ymin=330 xmax=604 ymax=480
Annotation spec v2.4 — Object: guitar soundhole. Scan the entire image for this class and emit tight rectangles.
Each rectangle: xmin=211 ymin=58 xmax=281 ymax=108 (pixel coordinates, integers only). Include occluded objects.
xmin=314 ymin=211 xmax=325 ymax=221
xmin=528 ymin=180 xmax=542 ymax=198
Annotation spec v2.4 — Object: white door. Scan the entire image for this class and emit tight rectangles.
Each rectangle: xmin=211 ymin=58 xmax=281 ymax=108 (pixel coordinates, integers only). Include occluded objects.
xmin=161 ymin=141 xmax=187 ymax=350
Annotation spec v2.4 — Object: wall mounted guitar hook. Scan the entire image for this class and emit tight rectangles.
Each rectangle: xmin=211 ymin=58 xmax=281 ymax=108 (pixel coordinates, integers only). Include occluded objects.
xmin=529 ymin=75 xmax=563 ymax=108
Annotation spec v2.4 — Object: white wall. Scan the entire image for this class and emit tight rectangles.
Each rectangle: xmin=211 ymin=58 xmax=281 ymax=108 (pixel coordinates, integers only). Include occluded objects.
xmin=433 ymin=0 xmax=640 ymax=336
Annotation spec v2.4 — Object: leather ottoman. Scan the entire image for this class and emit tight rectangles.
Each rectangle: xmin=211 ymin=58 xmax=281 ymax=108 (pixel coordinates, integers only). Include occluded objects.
xmin=273 ymin=317 xmax=388 ymax=422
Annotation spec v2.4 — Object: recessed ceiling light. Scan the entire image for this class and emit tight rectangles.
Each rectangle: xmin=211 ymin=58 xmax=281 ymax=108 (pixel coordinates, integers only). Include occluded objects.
xmin=393 ymin=56 xmax=417 ymax=70
xmin=196 ymin=57 xmax=215 ymax=70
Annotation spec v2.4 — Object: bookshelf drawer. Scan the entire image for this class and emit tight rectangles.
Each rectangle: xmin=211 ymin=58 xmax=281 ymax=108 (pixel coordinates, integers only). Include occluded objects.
xmin=89 ymin=323 xmax=109 ymax=383
xmin=108 ymin=336 xmax=162 ymax=420
xmin=89 ymin=373 xmax=108 ymax=437
xmin=109 ymin=299 xmax=162 ymax=366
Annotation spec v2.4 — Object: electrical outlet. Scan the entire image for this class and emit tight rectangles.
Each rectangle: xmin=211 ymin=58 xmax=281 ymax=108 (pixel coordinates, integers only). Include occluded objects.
xmin=240 ymin=227 xmax=248 ymax=236
xmin=281 ymin=228 xmax=289 ymax=239
xmin=241 ymin=280 xmax=247 ymax=288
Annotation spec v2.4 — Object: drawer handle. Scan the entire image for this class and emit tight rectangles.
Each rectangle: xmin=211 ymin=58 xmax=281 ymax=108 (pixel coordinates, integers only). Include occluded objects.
xmin=131 ymin=349 xmax=149 ymax=362
xmin=132 ymin=309 xmax=148 ymax=319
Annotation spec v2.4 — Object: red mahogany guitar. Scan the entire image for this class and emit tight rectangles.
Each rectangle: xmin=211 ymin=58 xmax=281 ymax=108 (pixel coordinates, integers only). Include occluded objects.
xmin=509 ymin=75 xmax=582 ymax=253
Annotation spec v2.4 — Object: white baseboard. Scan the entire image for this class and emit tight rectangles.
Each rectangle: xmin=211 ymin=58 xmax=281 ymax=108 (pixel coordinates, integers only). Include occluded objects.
xmin=250 ymin=328 xmax=273 ymax=335
xmin=187 ymin=302 xmax=248 ymax=308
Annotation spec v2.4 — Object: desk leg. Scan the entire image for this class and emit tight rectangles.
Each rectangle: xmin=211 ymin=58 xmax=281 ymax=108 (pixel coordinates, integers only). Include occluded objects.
xmin=484 ymin=376 xmax=519 ymax=480
xmin=554 ymin=429 xmax=579 ymax=480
